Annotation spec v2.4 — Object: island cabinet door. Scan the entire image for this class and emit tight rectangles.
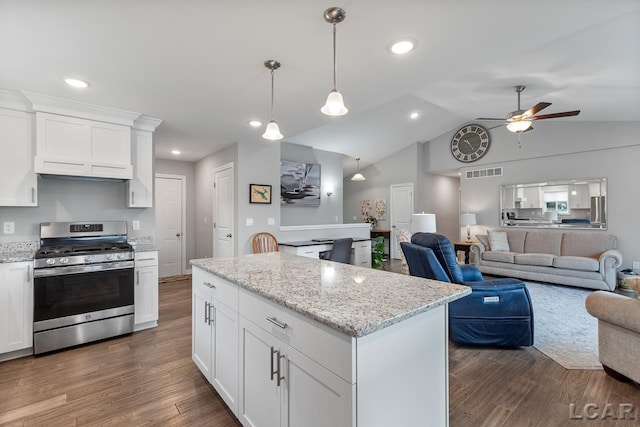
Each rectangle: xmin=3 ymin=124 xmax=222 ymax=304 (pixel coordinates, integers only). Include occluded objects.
xmin=239 ymin=317 xmax=282 ymax=427
xmin=280 ymin=341 xmax=354 ymax=427
xmin=211 ymin=300 xmax=239 ymax=415
xmin=192 ymin=288 xmax=212 ymax=380
xmin=239 ymin=317 xmax=355 ymax=427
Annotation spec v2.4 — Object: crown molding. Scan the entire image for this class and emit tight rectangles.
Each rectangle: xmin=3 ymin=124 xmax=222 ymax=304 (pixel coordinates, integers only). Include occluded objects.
xmin=0 ymin=90 xmax=33 ymax=112
xmin=21 ymin=91 xmax=141 ymax=126
xmin=133 ymin=115 xmax=163 ymax=132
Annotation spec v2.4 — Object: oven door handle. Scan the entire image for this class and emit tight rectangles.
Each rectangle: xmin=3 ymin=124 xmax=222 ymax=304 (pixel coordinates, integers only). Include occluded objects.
xmin=34 ymin=261 xmax=135 ymax=277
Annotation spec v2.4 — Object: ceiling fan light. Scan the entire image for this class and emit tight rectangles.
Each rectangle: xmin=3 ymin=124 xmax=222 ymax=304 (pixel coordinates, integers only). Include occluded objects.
xmin=351 ymin=172 xmax=366 ymax=181
xmin=506 ymin=120 xmax=532 ymax=132
xmin=321 ymin=90 xmax=348 ymax=116
xmin=262 ymin=120 xmax=283 ymax=140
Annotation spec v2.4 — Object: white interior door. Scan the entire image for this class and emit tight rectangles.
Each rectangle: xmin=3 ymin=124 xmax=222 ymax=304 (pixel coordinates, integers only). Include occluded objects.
xmin=155 ymin=175 xmax=185 ymax=277
xmin=213 ymin=163 xmax=234 ymax=258
xmin=390 ymin=183 xmax=414 ymax=259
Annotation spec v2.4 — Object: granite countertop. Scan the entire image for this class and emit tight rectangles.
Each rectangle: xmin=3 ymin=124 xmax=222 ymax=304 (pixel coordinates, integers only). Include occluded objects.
xmin=0 ymin=250 xmax=36 ymax=263
xmin=191 ymin=252 xmax=470 ymax=338
xmin=133 ymin=244 xmax=158 ymax=252
xmin=280 ymin=237 xmax=371 ymax=247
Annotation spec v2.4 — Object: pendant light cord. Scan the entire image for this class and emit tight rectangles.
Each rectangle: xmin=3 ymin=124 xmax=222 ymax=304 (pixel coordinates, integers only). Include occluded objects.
xmin=332 ymin=24 xmax=337 ymax=90
xmin=270 ymin=69 xmax=275 ymax=120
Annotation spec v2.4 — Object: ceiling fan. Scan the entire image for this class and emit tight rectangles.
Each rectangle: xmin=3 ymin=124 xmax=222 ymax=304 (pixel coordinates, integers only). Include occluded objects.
xmin=478 ymin=85 xmax=580 ymax=133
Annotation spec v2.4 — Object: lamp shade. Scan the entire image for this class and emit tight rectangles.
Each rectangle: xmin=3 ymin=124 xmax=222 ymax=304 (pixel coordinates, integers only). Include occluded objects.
xmin=321 ymin=90 xmax=348 ymax=116
xmin=350 ymin=172 xmax=365 ymax=181
xmin=262 ymin=120 xmax=283 ymax=140
xmin=412 ymin=213 xmax=436 ymax=233
xmin=460 ymin=213 xmax=477 ymax=226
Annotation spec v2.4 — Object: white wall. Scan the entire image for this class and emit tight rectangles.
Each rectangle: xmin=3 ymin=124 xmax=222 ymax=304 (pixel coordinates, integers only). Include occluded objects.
xmin=281 ymin=142 xmax=343 ymax=226
xmin=426 ymin=121 xmax=640 ymax=268
xmin=0 ymin=176 xmax=155 ymax=242
xmin=155 ymin=158 xmax=196 ymax=265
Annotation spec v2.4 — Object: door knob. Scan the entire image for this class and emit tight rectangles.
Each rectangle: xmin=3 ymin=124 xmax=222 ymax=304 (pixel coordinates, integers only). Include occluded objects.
xmin=176 ymin=233 xmax=182 ymax=237
xmin=392 ymin=225 xmax=396 ymax=228
xmin=226 ymin=233 xmax=232 ymax=238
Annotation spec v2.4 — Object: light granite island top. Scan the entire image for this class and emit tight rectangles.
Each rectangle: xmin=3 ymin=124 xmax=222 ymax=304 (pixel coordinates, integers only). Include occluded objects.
xmin=190 ymin=252 xmax=470 ymax=338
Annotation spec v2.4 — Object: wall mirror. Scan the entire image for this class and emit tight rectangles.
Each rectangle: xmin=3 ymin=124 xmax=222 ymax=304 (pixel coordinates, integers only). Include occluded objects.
xmin=500 ymin=178 xmax=607 ymax=229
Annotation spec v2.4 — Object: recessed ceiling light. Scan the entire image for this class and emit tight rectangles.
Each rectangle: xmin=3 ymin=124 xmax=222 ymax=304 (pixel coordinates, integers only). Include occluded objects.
xmin=249 ymin=120 xmax=262 ymax=128
xmin=171 ymin=150 xmax=181 ymax=155
xmin=64 ymin=78 xmax=89 ymax=88
xmin=409 ymin=112 xmax=420 ymax=120
xmin=389 ymin=39 xmax=415 ymax=55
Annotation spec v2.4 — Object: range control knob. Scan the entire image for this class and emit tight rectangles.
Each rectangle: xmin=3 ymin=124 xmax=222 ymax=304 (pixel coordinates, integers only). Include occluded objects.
xmin=116 ymin=253 xmax=124 ymax=260
xmin=84 ymin=256 xmax=93 ymax=262
xmin=106 ymin=254 xmax=115 ymax=261
xmin=60 ymin=257 xmax=69 ymax=265
xmin=46 ymin=258 xmax=56 ymax=265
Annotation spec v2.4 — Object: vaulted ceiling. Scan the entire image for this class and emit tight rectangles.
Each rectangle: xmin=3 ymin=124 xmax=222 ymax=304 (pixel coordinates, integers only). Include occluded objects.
xmin=2 ymin=0 xmax=639 ymax=176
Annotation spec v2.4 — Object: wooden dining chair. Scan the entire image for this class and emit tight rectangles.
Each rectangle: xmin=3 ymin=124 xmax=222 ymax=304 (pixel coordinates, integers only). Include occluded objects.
xmin=251 ymin=232 xmax=279 ymax=253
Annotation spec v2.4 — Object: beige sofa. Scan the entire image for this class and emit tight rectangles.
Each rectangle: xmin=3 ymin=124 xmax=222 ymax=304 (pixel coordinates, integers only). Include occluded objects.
xmin=470 ymin=229 xmax=623 ymax=290
xmin=586 ymin=291 xmax=640 ymax=383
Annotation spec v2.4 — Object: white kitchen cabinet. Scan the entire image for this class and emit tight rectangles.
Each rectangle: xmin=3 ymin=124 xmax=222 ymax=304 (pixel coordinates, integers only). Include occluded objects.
xmin=0 ymin=109 xmax=37 ymax=206
xmin=0 ymin=262 xmax=33 ymax=356
xmin=34 ymin=112 xmax=132 ymax=179
xmin=127 ymin=129 xmax=153 ymax=207
xmin=239 ymin=316 xmax=354 ymax=427
xmin=192 ymin=268 xmax=240 ymax=416
xmin=352 ymin=240 xmax=371 ymax=268
xmin=134 ymin=251 xmax=158 ymax=330
xmin=280 ymin=240 xmax=371 ymax=268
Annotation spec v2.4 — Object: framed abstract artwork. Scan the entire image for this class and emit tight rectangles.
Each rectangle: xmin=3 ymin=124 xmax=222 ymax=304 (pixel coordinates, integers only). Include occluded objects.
xmin=280 ymin=160 xmax=321 ymax=206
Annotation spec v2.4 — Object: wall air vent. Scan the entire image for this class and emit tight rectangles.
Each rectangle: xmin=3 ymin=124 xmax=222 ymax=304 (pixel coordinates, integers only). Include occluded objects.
xmin=465 ymin=167 xmax=503 ymax=180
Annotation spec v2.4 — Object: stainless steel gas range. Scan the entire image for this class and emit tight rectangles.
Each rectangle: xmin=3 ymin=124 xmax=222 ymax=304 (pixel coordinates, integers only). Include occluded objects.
xmin=33 ymin=221 xmax=135 ymax=355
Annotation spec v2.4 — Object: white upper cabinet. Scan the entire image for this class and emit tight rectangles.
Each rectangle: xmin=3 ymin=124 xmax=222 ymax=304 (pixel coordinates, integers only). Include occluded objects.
xmin=127 ymin=128 xmax=154 ymax=207
xmin=0 ymin=108 xmax=37 ymax=206
xmin=34 ymin=112 xmax=133 ymax=179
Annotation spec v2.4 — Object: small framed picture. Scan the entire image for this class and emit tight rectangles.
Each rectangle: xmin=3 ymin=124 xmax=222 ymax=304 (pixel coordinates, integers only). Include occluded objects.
xmin=250 ymin=184 xmax=272 ymax=204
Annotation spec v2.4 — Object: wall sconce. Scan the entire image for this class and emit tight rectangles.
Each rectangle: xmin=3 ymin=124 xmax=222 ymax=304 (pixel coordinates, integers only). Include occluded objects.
xmin=326 ymin=189 xmax=334 ymax=197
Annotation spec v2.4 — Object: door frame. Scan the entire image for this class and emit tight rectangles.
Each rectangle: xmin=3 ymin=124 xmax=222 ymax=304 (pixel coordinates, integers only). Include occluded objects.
xmin=212 ymin=162 xmax=235 ymax=258
xmin=389 ymin=182 xmax=414 ymax=259
xmin=155 ymin=173 xmax=187 ymax=274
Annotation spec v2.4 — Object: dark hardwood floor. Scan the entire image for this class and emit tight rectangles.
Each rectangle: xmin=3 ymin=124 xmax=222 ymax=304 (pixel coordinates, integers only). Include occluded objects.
xmin=1 ymin=274 xmax=638 ymax=426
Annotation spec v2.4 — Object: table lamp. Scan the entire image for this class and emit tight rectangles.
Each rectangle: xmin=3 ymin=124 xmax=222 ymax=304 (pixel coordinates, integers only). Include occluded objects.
xmin=460 ymin=213 xmax=477 ymax=242
xmin=411 ymin=213 xmax=436 ymax=233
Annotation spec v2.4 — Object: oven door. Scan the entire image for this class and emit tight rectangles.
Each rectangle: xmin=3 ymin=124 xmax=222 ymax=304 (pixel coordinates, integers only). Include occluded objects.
xmin=34 ymin=262 xmax=134 ymax=327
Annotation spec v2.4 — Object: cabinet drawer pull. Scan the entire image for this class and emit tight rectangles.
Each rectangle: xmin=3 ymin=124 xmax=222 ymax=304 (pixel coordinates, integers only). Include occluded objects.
xmin=266 ymin=317 xmax=287 ymax=329
xmin=203 ymin=282 xmax=216 ymax=289
xmin=137 ymin=258 xmax=156 ymax=262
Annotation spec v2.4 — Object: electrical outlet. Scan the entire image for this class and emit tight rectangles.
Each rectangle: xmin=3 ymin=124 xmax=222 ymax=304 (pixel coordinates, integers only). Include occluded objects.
xmin=246 ymin=218 xmax=254 ymax=226
xmin=267 ymin=217 xmax=275 ymax=226
xmin=633 ymin=261 xmax=640 ymax=270
xmin=132 ymin=220 xmax=140 ymax=231
xmin=3 ymin=222 xmax=15 ymax=234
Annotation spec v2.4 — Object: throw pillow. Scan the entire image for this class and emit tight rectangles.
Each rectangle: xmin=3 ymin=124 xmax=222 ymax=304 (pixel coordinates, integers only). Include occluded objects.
xmin=396 ymin=228 xmax=412 ymax=275
xmin=476 ymin=234 xmax=490 ymax=250
xmin=488 ymin=230 xmax=510 ymax=252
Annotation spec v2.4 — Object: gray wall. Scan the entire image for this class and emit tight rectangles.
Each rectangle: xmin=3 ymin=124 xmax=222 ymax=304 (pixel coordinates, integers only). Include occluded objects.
xmin=426 ymin=121 xmax=640 ymax=268
xmin=281 ymin=142 xmax=343 ymax=226
xmin=343 ymin=142 xmax=460 ymax=241
xmin=155 ymin=158 xmax=196 ymax=266
xmin=0 ymin=176 xmax=155 ymax=242
xmin=194 ymin=143 xmax=238 ymax=259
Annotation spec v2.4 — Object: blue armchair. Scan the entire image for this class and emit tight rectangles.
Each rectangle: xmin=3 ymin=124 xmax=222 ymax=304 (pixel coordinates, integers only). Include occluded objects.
xmin=401 ymin=232 xmax=534 ymax=347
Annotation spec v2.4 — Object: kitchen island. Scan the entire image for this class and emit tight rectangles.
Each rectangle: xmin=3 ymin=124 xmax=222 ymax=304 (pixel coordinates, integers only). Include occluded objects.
xmin=191 ymin=252 xmax=470 ymax=427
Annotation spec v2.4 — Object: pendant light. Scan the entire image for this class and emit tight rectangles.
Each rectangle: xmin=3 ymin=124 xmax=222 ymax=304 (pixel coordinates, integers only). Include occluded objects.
xmin=262 ymin=60 xmax=283 ymax=141
xmin=321 ymin=7 xmax=348 ymax=116
xmin=351 ymin=157 xmax=365 ymax=181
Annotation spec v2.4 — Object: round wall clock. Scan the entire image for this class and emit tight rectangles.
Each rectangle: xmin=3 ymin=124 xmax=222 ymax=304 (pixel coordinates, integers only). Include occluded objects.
xmin=450 ymin=124 xmax=490 ymax=163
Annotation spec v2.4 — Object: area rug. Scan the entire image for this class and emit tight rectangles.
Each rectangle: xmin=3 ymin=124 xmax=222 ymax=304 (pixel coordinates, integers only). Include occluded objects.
xmin=524 ymin=281 xmax=601 ymax=370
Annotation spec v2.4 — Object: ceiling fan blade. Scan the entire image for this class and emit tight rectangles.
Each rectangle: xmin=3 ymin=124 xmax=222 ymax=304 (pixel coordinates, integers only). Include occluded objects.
xmin=476 ymin=117 xmax=506 ymax=121
xmin=488 ymin=123 xmax=506 ymax=130
xmin=523 ymin=102 xmax=551 ymax=118
xmin=531 ymin=110 xmax=581 ymax=120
